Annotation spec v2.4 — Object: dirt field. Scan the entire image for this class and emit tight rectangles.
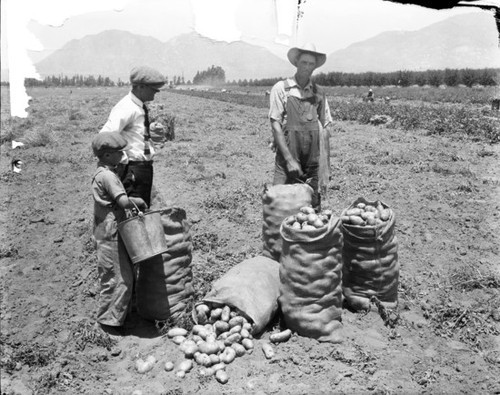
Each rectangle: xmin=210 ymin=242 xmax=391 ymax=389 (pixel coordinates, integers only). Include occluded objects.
xmin=1 ymin=86 xmax=499 ymax=394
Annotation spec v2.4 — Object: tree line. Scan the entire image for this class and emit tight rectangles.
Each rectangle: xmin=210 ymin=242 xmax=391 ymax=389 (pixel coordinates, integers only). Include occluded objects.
xmin=13 ymin=67 xmax=499 ymax=88
xmin=21 ymin=74 xmax=187 ymax=88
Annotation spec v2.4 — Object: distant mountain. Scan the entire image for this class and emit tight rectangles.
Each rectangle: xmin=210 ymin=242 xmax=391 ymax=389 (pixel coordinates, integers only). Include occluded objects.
xmin=34 ymin=30 xmax=294 ymax=82
xmin=323 ymin=13 xmax=500 ymax=73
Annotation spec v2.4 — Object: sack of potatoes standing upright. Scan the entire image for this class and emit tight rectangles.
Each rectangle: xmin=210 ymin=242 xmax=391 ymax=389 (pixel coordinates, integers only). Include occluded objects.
xmin=340 ymin=197 xmax=399 ymax=311
xmin=279 ymin=207 xmax=343 ymax=343
xmin=262 ymin=183 xmax=313 ymax=262
xmin=136 ymin=207 xmax=194 ymax=322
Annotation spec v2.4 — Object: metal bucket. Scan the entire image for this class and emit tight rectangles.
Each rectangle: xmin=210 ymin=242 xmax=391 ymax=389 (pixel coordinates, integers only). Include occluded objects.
xmin=118 ymin=210 xmax=169 ymax=264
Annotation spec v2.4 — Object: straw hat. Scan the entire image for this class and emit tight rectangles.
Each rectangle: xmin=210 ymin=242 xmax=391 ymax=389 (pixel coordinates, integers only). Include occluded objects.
xmin=287 ymin=43 xmax=326 ymax=68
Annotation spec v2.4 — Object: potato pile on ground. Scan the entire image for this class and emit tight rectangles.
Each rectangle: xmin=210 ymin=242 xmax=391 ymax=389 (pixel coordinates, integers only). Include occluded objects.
xmin=341 ymin=201 xmax=390 ymax=226
xmin=163 ymin=303 xmax=292 ymax=384
xmin=285 ymin=206 xmax=333 ymax=231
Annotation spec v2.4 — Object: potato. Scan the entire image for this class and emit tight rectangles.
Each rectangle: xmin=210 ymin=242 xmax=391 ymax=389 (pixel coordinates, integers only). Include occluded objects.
xmin=301 ymin=224 xmax=317 ymax=231
xmin=192 ymin=325 xmax=206 ymax=336
xmin=167 ymin=327 xmax=188 ymax=338
xmin=219 ymin=347 xmax=236 ymax=364
xmin=199 ymin=367 xmax=215 ymax=377
xmin=136 ymin=355 xmax=156 ymax=374
xmin=295 ymin=212 xmax=308 ymax=223
xmin=322 ymin=209 xmax=333 ymax=217
xmin=341 ymin=215 xmax=350 ymax=223
xmin=179 ymin=340 xmax=198 ymax=358
xmin=232 ymin=343 xmax=247 ymax=357
xmin=356 ymin=202 xmax=366 ymax=209
xmin=177 ymin=359 xmax=193 ymax=373
xmin=210 ymin=308 xmax=222 ymax=321
xmin=221 ymin=305 xmax=231 ymax=322
xmin=285 ymin=216 xmax=296 ymax=225
xmin=224 ymin=333 xmax=242 ymax=346
xmin=241 ymin=338 xmax=254 ymax=350
xmin=300 ymin=206 xmax=315 ymax=215
xmin=306 ymin=213 xmax=319 ymax=223
xmin=365 ymin=205 xmax=377 ymax=213
xmin=164 ymin=361 xmax=174 ymax=371
xmin=292 ymin=221 xmax=301 ymax=229
xmin=195 ymin=304 xmax=210 ymax=323
xmin=311 ymin=218 xmax=325 ymax=228
xmin=194 ymin=353 xmax=212 ymax=367
xmin=198 ymin=341 xmax=220 ymax=355
xmin=269 ymin=329 xmax=292 ymax=343
xmin=349 ymin=215 xmax=365 ymax=226
xmin=214 ymin=320 xmax=230 ymax=335
xmin=228 ymin=316 xmax=245 ymax=327
xmin=346 ymin=208 xmax=363 ymax=216
xmin=211 ymin=362 xmax=226 ymax=372
xmin=172 ymin=335 xmax=186 ymax=345
xmin=209 ymin=354 xmax=220 ymax=365
xmin=229 ymin=325 xmax=242 ymax=335
xmin=176 ymin=370 xmax=185 ymax=378
xmin=361 ymin=211 xmax=375 ymax=220
xmin=240 ymin=328 xmax=251 ymax=339
xmin=215 ymin=369 xmax=229 ymax=384
xmin=380 ymin=209 xmax=391 ymax=221
xmin=242 ymin=322 xmax=253 ymax=332
xmin=366 ymin=216 xmax=377 ymax=226
xmin=217 ymin=331 xmax=230 ymax=341
xmin=261 ymin=342 xmax=274 ymax=359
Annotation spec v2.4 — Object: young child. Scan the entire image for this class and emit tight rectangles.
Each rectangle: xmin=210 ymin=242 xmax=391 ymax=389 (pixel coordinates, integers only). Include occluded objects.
xmin=91 ymin=132 xmax=148 ymax=337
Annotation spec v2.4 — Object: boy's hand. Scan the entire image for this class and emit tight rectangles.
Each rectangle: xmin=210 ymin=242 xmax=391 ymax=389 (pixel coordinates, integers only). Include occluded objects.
xmin=130 ymin=197 xmax=148 ymax=211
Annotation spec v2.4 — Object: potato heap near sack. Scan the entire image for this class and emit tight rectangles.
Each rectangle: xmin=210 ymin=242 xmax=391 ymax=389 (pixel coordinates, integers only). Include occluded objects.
xmin=164 ymin=303 xmax=291 ymax=384
xmin=341 ymin=200 xmax=391 ymax=226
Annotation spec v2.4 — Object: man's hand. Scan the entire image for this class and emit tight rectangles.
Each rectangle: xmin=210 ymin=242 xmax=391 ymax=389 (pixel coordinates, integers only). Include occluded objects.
xmin=285 ymin=158 xmax=304 ymax=179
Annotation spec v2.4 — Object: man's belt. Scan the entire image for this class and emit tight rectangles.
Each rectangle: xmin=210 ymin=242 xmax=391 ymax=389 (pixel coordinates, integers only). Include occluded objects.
xmin=128 ymin=161 xmax=153 ymax=167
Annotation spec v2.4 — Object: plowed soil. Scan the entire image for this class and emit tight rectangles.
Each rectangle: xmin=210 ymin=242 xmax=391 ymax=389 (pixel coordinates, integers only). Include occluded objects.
xmin=1 ymin=86 xmax=499 ymax=395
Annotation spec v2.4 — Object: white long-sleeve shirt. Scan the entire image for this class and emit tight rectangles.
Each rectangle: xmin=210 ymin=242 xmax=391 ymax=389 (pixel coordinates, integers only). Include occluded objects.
xmin=99 ymin=92 xmax=155 ymax=163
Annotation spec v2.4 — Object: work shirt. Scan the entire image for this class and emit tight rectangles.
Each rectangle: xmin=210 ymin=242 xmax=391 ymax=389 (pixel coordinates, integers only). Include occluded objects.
xmin=92 ymin=163 xmax=127 ymax=240
xmin=100 ymin=92 xmax=155 ymax=163
xmin=268 ymin=77 xmax=333 ymax=127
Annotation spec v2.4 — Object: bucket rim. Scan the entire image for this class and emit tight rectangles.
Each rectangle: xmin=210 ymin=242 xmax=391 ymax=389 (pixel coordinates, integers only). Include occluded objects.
xmin=118 ymin=209 xmax=163 ymax=226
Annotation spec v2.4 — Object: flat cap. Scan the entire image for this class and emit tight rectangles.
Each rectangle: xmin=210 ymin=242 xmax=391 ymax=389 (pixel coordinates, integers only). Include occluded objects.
xmin=92 ymin=132 xmax=129 ymax=156
xmin=130 ymin=66 xmax=166 ymax=87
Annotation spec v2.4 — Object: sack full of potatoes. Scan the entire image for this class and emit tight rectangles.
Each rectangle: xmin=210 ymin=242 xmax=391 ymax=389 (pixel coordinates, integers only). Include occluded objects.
xmin=279 ymin=206 xmax=343 ymax=343
xmin=193 ymin=255 xmax=280 ymax=335
xmin=340 ymin=197 xmax=399 ymax=311
xmin=136 ymin=207 xmax=194 ymax=322
xmin=262 ymin=183 xmax=313 ymax=262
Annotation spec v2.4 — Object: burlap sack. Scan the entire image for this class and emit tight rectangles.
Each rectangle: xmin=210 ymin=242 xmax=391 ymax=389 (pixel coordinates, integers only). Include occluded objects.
xmin=197 ymin=255 xmax=280 ymax=334
xmin=262 ymin=183 xmax=313 ymax=262
xmin=279 ymin=215 xmax=343 ymax=343
xmin=341 ymin=197 xmax=399 ymax=311
xmin=136 ymin=207 xmax=194 ymax=322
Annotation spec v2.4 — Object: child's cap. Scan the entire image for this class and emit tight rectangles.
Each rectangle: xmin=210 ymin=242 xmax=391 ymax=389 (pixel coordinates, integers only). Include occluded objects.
xmin=92 ymin=132 xmax=129 ymax=157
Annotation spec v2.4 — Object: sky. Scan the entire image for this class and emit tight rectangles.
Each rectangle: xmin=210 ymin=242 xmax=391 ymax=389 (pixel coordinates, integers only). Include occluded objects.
xmin=1 ymin=0 xmax=498 ymax=116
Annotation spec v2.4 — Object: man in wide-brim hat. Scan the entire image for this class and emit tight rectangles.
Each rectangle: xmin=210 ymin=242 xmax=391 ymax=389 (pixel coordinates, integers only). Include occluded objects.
xmin=268 ymin=43 xmax=332 ymax=209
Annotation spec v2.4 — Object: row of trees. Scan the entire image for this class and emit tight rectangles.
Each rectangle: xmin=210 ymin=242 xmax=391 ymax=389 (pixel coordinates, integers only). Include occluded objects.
xmin=17 ymin=67 xmax=499 ymax=88
xmin=192 ymin=65 xmax=225 ymax=86
xmin=22 ymin=74 xmax=187 ymax=88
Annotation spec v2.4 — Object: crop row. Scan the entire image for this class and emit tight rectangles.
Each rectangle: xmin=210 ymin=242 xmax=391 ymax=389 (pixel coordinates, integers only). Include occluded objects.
xmin=172 ymin=89 xmax=500 ymax=144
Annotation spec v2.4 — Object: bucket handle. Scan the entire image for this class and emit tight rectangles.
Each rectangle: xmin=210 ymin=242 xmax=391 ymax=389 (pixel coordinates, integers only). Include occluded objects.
xmin=125 ymin=200 xmax=145 ymax=219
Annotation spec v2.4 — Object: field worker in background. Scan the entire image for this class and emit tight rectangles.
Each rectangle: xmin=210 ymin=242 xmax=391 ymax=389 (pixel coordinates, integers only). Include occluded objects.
xmin=367 ymin=88 xmax=374 ymax=102
xmin=100 ymin=66 xmax=166 ymax=207
xmin=91 ymin=132 xmax=148 ymax=337
xmin=269 ymin=43 xmax=333 ymax=210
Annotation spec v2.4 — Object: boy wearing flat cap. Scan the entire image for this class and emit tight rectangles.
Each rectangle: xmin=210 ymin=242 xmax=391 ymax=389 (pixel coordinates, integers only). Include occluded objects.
xmin=91 ymin=132 xmax=147 ymax=336
xmin=269 ymin=43 xmax=333 ymax=210
xmin=100 ymin=66 xmax=166 ymax=207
